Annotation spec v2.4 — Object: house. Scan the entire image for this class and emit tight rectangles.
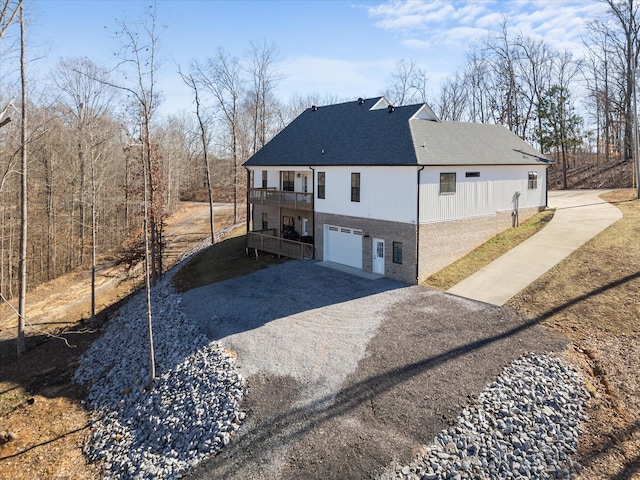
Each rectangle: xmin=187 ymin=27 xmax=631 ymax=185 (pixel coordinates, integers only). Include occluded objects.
xmin=243 ymin=97 xmax=550 ymax=284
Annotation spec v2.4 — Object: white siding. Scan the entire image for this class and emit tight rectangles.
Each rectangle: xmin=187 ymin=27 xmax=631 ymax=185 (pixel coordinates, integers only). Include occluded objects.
xmin=249 ymin=164 xmax=547 ymax=226
xmin=315 ymin=166 xmax=418 ymax=224
xmin=419 ymin=165 xmax=546 ymax=223
xmin=295 ymin=172 xmax=312 ymax=193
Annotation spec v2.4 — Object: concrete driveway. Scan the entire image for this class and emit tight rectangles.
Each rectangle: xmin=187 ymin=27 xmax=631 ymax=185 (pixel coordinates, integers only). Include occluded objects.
xmin=180 ymin=261 xmax=567 ymax=479
xmin=446 ymin=190 xmax=622 ymax=306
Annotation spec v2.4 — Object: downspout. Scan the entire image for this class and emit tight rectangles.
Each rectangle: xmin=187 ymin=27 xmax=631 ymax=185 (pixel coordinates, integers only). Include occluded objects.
xmin=416 ymin=166 xmax=425 ymax=283
xmin=308 ymin=166 xmax=315 ymax=258
xmin=545 ymin=166 xmax=549 ymax=208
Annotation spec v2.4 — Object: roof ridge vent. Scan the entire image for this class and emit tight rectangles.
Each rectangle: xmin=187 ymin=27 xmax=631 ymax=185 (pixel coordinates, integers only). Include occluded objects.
xmin=388 ymin=105 xmax=395 ymax=113
xmin=358 ymin=97 xmax=364 ymax=105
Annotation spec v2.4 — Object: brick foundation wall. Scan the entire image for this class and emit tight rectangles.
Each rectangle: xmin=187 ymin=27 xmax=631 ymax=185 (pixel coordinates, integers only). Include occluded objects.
xmin=417 ymin=206 xmax=542 ymax=282
xmin=315 ymin=213 xmax=417 ymax=284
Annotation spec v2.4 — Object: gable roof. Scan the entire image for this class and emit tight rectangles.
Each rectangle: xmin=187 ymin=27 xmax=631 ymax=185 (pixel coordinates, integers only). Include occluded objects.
xmin=244 ymin=97 xmax=549 ymax=168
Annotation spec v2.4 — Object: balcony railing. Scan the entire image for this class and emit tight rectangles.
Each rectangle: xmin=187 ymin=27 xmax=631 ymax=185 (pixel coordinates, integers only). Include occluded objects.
xmin=247 ymin=231 xmax=313 ymax=260
xmin=249 ymin=189 xmax=313 ymax=211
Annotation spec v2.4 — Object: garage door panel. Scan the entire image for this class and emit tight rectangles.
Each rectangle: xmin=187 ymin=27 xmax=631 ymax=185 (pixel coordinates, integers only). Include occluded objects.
xmin=325 ymin=225 xmax=362 ymax=269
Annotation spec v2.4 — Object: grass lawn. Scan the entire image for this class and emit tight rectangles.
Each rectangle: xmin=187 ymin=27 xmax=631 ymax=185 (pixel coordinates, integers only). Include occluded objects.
xmin=508 ymin=189 xmax=640 ymax=337
xmin=424 ymin=209 xmax=555 ymax=291
xmin=172 ymin=226 xmax=289 ymax=292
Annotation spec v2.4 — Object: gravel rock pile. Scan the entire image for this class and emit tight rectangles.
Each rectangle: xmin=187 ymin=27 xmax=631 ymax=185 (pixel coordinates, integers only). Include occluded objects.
xmin=73 ymin=273 xmax=246 ymax=479
xmin=384 ymin=353 xmax=589 ymax=480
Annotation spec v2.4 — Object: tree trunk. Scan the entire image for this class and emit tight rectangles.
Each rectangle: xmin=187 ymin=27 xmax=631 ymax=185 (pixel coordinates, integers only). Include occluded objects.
xmin=17 ymin=2 xmax=27 ymax=356
xmin=196 ymin=86 xmax=215 ymax=244
xmin=142 ymin=148 xmax=155 ymax=387
xmin=90 ymin=151 xmax=97 ymax=323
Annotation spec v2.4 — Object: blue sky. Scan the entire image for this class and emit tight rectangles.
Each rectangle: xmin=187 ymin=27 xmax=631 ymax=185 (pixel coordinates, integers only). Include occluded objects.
xmin=28 ymin=0 xmax=608 ymax=116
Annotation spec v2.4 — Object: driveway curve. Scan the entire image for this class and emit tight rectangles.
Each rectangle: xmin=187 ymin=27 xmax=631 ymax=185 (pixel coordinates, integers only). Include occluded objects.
xmin=180 ymin=261 xmax=567 ymax=479
xmin=446 ymin=190 xmax=623 ymax=306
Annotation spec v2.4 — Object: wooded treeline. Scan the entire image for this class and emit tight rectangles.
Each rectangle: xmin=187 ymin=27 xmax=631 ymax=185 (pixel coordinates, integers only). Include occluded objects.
xmin=0 ymin=0 xmax=638 ymax=304
xmin=383 ymin=2 xmax=640 ymax=191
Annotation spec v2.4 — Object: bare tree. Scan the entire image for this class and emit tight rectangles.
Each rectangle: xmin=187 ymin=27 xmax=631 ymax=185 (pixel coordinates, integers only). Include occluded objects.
xmin=245 ymin=40 xmax=281 ymax=154
xmin=603 ymin=0 xmax=640 ymax=165
xmin=55 ymin=58 xmax=116 ymax=322
xmin=483 ymin=22 xmax=524 ymax=134
xmin=0 ymin=0 xmax=20 ymax=42
xmin=584 ymin=32 xmax=614 ymax=164
xmin=382 ymin=58 xmax=429 ymax=106
xmin=462 ymin=50 xmax=494 ymax=123
xmin=513 ymin=36 xmax=556 ymax=149
xmin=434 ymin=73 xmax=467 ymax=121
xmin=180 ymin=69 xmax=215 ymax=244
xmin=99 ymin=4 xmax=165 ymax=385
xmin=192 ymin=49 xmax=245 ymax=224
xmin=17 ymin=0 xmax=25 ymax=355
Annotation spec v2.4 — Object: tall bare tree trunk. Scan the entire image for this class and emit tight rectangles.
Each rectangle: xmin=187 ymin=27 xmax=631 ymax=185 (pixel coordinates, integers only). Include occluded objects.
xmin=142 ymin=144 xmax=155 ymax=386
xmin=90 ymin=150 xmax=97 ymax=323
xmin=17 ymin=2 xmax=26 ymax=356
xmin=179 ymin=70 xmax=216 ymax=243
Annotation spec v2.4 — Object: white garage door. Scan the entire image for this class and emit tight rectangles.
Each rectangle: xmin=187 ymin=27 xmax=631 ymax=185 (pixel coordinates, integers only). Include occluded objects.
xmin=324 ymin=225 xmax=363 ymax=269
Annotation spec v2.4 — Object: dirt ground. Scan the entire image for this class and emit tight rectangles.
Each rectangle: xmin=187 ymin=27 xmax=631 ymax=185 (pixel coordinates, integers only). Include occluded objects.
xmin=0 ymin=202 xmax=235 ymax=480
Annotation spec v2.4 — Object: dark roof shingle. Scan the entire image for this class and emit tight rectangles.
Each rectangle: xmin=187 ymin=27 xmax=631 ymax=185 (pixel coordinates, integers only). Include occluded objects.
xmin=244 ymin=97 xmax=549 ymax=168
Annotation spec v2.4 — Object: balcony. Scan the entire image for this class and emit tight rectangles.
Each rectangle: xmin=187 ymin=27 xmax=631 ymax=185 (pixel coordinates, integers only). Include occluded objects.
xmin=247 ymin=230 xmax=313 ymax=260
xmin=249 ymin=188 xmax=313 ymax=211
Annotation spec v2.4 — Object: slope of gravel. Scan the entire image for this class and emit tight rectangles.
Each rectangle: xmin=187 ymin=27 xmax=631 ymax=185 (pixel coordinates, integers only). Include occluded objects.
xmin=73 ymin=261 xmax=246 ymax=479
xmin=380 ymin=353 xmax=589 ymax=480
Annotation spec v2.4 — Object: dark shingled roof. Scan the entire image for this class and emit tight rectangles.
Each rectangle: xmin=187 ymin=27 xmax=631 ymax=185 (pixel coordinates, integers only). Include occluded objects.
xmin=244 ymin=97 xmax=549 ymax=168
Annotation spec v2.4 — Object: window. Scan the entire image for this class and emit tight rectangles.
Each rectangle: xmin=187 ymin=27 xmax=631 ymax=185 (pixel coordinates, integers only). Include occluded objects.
xmin=317 ymin=171 xmax=325 ymax=199
xmin=528 ymin=171 xmax=538 ymax=189
xmin=465 ymin=171 xmax=480 ymax=178
xmin=261 ymin=212 xmax=268 ymax=230
xmin=440 ymin=172 xmax=456 ymax=194
xmin=282 ymin=216 xmax=297 ymax=240
xmin=262 ymin=170 xmax=268 ymax=189
xmin=351 ymin=172 xmax=360 ymax=202
xmin=282 ymin=171 xmax=295 ymax=191
xmin=393 ymin=242 xmax=403 ymax=264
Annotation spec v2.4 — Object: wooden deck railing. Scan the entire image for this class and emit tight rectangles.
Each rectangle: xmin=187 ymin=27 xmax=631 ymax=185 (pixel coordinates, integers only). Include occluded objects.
xmin=249 ymin=189 xmax=313 ymax=211
xmin=247 ymin=231 xmax=313 ymax=260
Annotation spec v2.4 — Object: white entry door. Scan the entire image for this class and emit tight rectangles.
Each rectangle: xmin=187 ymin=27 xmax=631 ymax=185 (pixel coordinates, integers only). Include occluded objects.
xmin=372 ymin=238 xmax=385 ymax=275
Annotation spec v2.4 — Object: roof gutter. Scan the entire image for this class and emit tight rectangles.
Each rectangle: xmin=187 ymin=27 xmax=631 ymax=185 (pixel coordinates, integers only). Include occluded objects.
xmin=416 ymin=165 xmax=425 ymax=283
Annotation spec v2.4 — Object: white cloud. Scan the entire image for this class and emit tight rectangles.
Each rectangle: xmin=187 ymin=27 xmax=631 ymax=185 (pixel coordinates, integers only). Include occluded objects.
xmin=432 ymin=25 xmax=489 ymax=46
xmin=368 ymin=0 xmax=457 ymax=30
xmin=365 ymin=0 xmax=612 ymax=72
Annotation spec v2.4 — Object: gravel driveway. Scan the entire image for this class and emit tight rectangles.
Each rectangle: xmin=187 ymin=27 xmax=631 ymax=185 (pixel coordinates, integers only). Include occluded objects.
xmin=180 ymin=260 xmax=567 ymax=479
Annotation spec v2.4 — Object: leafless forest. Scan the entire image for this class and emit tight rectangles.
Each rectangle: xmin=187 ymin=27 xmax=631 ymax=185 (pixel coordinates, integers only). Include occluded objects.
xmin=0 ymin=1 xmax=638 ymax=326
